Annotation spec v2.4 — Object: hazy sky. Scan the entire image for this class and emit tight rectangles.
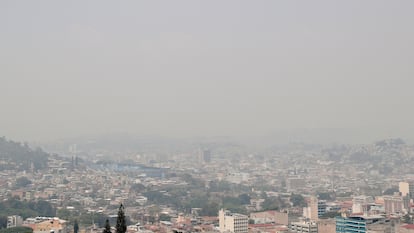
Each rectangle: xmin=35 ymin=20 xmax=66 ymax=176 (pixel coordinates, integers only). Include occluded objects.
xmin=1 ymin=1 xmax=414 ymax=142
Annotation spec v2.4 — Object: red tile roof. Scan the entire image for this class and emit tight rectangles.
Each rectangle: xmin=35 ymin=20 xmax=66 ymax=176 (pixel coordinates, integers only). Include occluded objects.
xmin=402 ymin=224 xmax=414 ymax=230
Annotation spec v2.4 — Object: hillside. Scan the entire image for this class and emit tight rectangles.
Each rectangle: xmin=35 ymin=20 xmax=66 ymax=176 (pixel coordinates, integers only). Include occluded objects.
xmin=0 ymin=137 xmax=48 ymax=171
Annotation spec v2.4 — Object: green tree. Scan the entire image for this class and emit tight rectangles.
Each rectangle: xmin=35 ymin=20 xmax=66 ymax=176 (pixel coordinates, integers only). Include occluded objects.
xmin=78 ymin=212 xmax=107 ymax=227
xmin=291 ymin=194 xmax=306 ymax=207
xmin=262 ymin=196 xmax=285 ymax=211
xmin=222 ymin=196 xmax=246 ymax=213
xmin=320 ymin=212 xmax=340 ymax=219
xmin=56 ymin=209 xmax=72 ymax=221
xmin=0 ymin=199 xmax=55 ymax=219
xmin=0 ymin=227 xmax=33 ymax=233
xmin=116 ymin=204 xmax=126 ymax=233
xmin=15 ymin=177 xmax=32 ymax=188
xmin=383 ymin=187 xmax=399 ymax=195
xmin=200 ymin=201 xmax=220 ymax=216
xmin=103 ymin=219 xmax=111 ymax=233
xmin=238 ymin=194 xmax=251 ymax=205
xmin=403 ymin=214 xmax=412 ymax=224
xmin=130 ymin=183 xmax=145 ymax=193
xmin=147 ymin=206 xmax=161 ymax=217
xmin=74 ymin=220 xmax=79 ymax=233
xmin=0 ymin=216 xmax=7 ymax=229
xmin=317 ymin=192 xmax=335 ymax=201
xmin=31 ymin=200 xmax=56 ymax=216
xmin=159 ymin=214 xmax=171 ymax=221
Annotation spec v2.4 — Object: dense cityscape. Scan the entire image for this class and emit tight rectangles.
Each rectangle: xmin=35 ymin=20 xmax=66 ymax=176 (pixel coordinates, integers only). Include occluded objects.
xmin=2 ymin=136 xmax=414 ymax=233
xmin=2 ymin=2 xmax=414 ymax=233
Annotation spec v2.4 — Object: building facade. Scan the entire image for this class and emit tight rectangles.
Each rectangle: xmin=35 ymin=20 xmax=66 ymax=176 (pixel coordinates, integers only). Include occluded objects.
xmin=383 ymin=195 xmax=404 ymax=214
xmin=23 ymin=217 xmax=69 ymax=233
xmin=7 ymin=215 xmax=23 ymax=228
xmin=335 ymin=215 xmax=385 ymax=233
xmin=399 ymin=182 xmax=409 ymax=197
xmin=318 ymin=219 xmax=335 ymax=233
xmin=289 ymin=221 xmax=318 ymax=233
xmin=219 ymin=209 xmax=248 ymax=233
xmin=304 ymin=196 xmax=319 ymax=221
xmin=352 ymin=196 xmax=374 ymax=215
xmin=318 ymin=200 xmax=327 ymax=217
xmin=250 ymin=210 xmax=289 ymax=225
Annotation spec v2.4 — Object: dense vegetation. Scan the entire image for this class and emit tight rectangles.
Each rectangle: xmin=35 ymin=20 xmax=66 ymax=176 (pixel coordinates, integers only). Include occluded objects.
xmin=137 ymin=173 xmax=304 ymax=216
xmin=138 ymin=174 xmax=253 ymax=216
xmin=0 ymin=137 xmax=49 ymax=171
xmin=0 ymin=227 xmax=33 ymax=233
xmin=56 ymin=209 xmax=109 ymax=227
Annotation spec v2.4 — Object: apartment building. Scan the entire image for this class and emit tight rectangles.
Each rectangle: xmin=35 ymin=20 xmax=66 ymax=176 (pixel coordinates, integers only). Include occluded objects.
xmin=219 ymin=209 xmax=248 ymax=233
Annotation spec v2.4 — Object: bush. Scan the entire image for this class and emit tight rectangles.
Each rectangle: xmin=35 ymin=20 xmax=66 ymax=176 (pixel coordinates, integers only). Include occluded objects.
xmin=0 ymin=227 xmax=33 ymax=233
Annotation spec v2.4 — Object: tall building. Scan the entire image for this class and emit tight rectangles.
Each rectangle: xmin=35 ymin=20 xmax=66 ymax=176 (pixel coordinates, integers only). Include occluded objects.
xmin=352 ymin=196 xmax=374 ymax=214
xmin=304 ymin=196 xmax=319 ymax=221
xmin=202 ymin=149 xmax=212 ymax=163
xmin=7 ymin=215 xmax=23 ymax=228
xmin=318 ymin=200 xmax=327 ymax=217
xmin=403 ymin=195 xmax=411 ymax=212
xmin=399 ymin=181 xmax=414 ymax=200
xmin=409 ymin=181 xmax=414 ymax=199
xmin=336 ymin=215 xmax=389 ymax=233
xmin=383 ymin=195 xmax=404 ymax=214
xmin=219 ymin=209 xmax=248 ymax=233
xmin=399 ymin=182 xmax=409 ymax=197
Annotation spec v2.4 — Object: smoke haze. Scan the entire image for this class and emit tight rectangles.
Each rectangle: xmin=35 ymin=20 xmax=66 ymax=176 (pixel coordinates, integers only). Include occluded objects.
xmin=1 ymin=1 xmax=414 ymax=143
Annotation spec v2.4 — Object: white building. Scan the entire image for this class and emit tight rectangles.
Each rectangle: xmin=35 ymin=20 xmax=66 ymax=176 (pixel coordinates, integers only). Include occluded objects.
xmin=303 ymin=196 xmax=318 ymax=221
xmin=219 ymin=209 xmax=248 ymax=233
xmin=7 ymin=215 xmax=23 ymax=228
xmin=23 ymin=217 xmax=68 ymax=233
xmin=352 ymin=195 xmax=374 ymax=214
xmin=383 ymin=195 xmax=404 ymax=214
xmin=289 ymin=221 xmax=318 ymax=233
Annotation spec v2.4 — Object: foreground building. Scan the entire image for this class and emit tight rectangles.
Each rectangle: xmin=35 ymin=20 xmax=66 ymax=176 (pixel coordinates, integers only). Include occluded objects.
xmin=303 ymin=196 xmax=319 ymax=221
xmin=383 ymin=195 xmax=404 ymax=215
xmin=7 ymin=215 xmax=23 ymax=228
xmin=317 ymin=219 xmax=336 ymax=233
xmin=219 ymin=209 xmax=248 ymax=233
xmin=289 ymin=221 xmax=318 ymax=233
xmin=336 ymin=215 xmax=395 ymax=233
xmin=23 ymin=217 xmax=69 ymax=233
xmin=250 ymin=210 xmax=289 ymax=225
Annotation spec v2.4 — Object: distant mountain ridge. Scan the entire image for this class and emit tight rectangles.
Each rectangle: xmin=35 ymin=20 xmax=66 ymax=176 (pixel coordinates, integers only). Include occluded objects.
xmin=0 ymin=137 xmax=49 ymax=171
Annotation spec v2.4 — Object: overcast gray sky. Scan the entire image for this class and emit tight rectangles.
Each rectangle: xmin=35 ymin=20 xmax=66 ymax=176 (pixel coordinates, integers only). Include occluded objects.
xmin=1 ymin=1 xmax=414 ymax=142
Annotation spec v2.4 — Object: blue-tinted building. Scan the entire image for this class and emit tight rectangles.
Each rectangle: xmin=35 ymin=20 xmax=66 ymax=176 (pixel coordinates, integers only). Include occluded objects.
xmin=318 ymin=200 xmax=327 ymax=217
xmin=336 ymin=216 xmax=384 ymax=233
